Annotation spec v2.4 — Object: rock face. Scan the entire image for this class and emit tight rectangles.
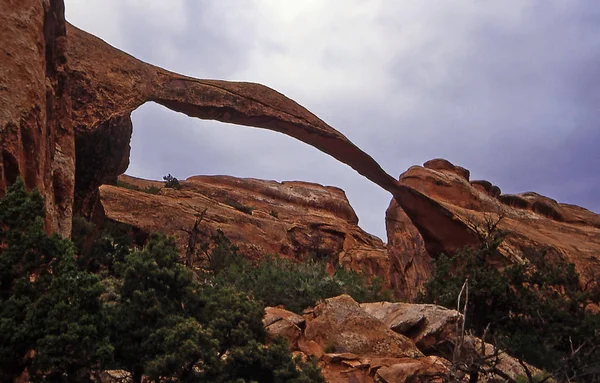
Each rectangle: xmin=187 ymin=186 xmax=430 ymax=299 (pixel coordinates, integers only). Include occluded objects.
xmin=100 ymin=175 xmax=390 ymax=279
xmin=392 ymin=158 xmax=600 ymax=290
xmin=265 ymin=295 xmax=534 ymax=383
xmin=0 ymin=0 xmax=74 ymax=236
xmin=385 ymin=200 xmax=433 ymax=299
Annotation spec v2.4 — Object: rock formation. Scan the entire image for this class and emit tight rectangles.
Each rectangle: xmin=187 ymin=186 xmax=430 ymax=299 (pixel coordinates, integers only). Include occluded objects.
xmin=103 ymin=162 xmax=600 ymax=298
xmin=100 ymin=174 xmax=390 ymax=281
xmin=0 ymin=0 xmax=74 ymax=236
xmin=392 ymin=158 xmax=600 ymax=291
xmin=264 ymin=295 xmax=538 ymax=382
xmin=1 ymin=1 xmax=483 ymax=268
xmin=66 ymin=18 xmax=478 ymax=257
xmin=66 ymin=23 xmax=403 ymax=224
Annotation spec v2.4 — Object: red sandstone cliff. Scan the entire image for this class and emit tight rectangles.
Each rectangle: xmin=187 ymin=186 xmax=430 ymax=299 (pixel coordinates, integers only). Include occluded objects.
xmin=0 ymin=0 xmax=74 ymax=236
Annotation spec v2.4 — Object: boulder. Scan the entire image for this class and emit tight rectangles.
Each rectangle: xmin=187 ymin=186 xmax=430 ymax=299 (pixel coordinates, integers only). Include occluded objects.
xmin=393 ymin=159 xmax=600 ymax=290
xmin=264 ymin=307 xmax=305 ymax=347
xmin=304 ymin=295 xmax=422 ymax=358
xmin=361 ymin=302 xmax=460 ymax=353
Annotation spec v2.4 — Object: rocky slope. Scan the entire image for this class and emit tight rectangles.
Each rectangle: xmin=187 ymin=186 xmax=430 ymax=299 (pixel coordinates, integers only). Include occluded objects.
xmin=100 ymin=295 xmax=539 ymax=382
xmin=101 ymin=174 xmax=390 ymax=282
xmin=263 ymin=295 xmax=538 ymax=383
xmin=102 ymin=159 xmax=600 ymax=299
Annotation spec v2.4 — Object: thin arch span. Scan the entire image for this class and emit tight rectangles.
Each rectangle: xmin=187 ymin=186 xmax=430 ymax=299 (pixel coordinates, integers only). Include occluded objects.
xmin=67 ymin=22 xmax=480 ymax=256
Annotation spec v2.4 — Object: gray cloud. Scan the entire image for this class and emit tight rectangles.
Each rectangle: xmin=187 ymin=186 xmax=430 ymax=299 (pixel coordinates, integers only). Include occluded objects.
xmin=66 ymin=1 xmax=600 ymax=240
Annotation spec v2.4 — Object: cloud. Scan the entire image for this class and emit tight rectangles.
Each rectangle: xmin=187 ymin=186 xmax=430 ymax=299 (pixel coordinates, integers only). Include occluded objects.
xmin=65 ymin=0 xmax=600 ymax=239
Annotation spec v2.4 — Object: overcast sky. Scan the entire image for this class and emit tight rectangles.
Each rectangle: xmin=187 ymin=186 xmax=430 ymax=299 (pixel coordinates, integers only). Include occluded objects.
xmin=65 ymin=1 xmax=599 ymax=241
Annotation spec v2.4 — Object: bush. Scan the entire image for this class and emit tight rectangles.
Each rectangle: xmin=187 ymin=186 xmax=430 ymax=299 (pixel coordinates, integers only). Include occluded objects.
xmin=116 ymin=179 xmax=161 ymax=194
xmin=108 ymin=233 xmax=324 ymax=382
xmin=205 ymin=231 xmax=391 ymax=313
xmin=225 ymin=198 xmax=254 ymax=215
xmin=163 ymin=174 xmax=181 ymax=189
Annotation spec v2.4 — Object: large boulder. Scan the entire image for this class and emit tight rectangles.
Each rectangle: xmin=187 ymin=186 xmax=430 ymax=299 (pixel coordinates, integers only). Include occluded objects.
xmin=304 ymin=295 xmax=422 ymax=358
xmin=263 ymin=307 xmax=305 ymax=348
xmin=259 ymin=296 xmax=543 ymax=382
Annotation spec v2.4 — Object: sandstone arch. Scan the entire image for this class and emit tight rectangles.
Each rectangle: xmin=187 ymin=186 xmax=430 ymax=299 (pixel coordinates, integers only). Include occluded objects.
xmin=67 ymin=23 xmax=478 ymax=254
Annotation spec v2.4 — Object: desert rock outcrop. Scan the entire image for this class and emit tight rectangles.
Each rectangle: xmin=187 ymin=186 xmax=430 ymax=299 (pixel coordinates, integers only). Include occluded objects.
xmin=100 ymin=174 xmax=390 ymax=280
xmin=267 ymin=295 xmax=535 ymax=383
xmin=392 ymin=158 xmax=600 ymax=290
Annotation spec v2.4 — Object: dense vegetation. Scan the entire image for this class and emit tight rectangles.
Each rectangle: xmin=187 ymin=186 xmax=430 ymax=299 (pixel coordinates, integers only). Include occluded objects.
xmin=418 ymin=224 xmax=600 ymax=382
xmin=0 ymin=179 xmax=325 ymax=382
xmin=201 ymin=230 xmax=391 ymax=313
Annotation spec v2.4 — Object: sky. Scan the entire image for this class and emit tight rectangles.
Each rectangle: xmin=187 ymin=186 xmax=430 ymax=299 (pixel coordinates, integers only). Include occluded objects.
xmin=65 ymin=1 xmax=600 ymax=241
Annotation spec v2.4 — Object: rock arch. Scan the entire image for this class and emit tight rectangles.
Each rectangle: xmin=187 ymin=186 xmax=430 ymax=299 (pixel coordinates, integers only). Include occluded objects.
xmin=67 ymin=23 xmax=478 ymax=253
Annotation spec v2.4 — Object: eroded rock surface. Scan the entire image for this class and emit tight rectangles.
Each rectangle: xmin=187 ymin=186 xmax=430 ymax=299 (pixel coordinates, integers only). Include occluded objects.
xmin=0 ymin=0 xmax=74 ymax=236
xmin=360 ymin=302 xmax=459 ymax=354
xmin=265 ymin=295 xmax=534 ymax=383
xmin=394 ymin=158 xmax=600 ymax=289
xmin=100 ymin=175 xmax=390 ymax=279
xmin=385 ymin=200 xmax=433 ymax=299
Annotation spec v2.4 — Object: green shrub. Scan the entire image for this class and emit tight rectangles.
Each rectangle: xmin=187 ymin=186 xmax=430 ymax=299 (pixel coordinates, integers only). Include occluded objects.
xmin=116 ymin=180 xmax=161 ymax=194
xmin=144 ymin=185 xmax=161 ymax=194
xmin=108 ymin=233 xmax=324 ymax=382
xmin=0 ymin=179 xmax=111 ymax=382
xmin=225 ymin=198 xmax=254 ymax=215
xmin=206 ymin=231 xmax=391 ymax=313
xmin=163 ymin=174 xmax=181 ymax=189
